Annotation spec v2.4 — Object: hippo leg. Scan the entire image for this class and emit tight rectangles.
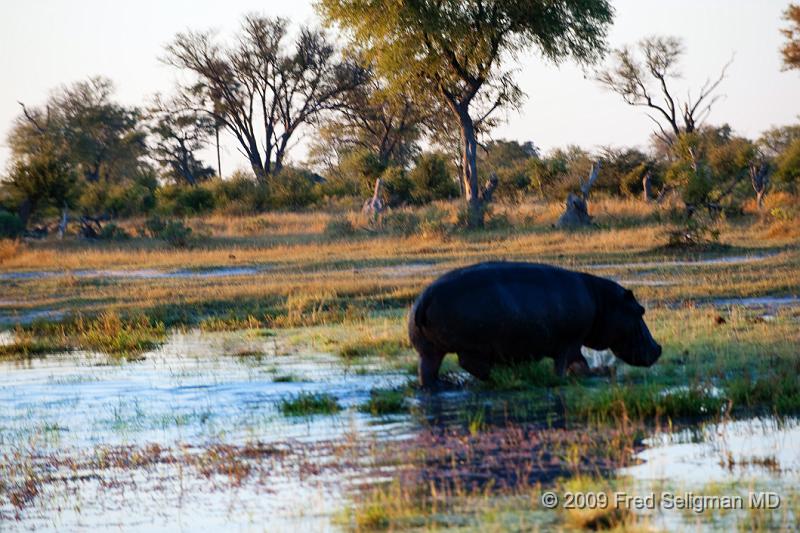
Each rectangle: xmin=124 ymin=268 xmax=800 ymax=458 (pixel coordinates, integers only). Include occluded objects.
xmin=555 ymin=344 xmax=587 ymax=377
xmin=566 ymin=350 xmax=590 ymax=376
xmin=457 ymin=352 xmax=493 ymax=381
xmin=417 ymin=348 xmax=446 ymax=389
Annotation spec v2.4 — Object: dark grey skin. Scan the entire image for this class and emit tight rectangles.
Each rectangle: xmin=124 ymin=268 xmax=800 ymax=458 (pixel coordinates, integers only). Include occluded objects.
xmin=409 ymin=261 xmax=662 ymax=388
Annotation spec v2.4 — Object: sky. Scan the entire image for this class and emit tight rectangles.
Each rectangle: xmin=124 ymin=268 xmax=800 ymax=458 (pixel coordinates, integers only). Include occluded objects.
xmin=1 ymin=0 xmax=798 ymax=173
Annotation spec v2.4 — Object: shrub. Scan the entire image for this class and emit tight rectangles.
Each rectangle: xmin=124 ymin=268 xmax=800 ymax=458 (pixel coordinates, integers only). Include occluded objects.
xmin=324 ymin=217 xmax=356 ymax=238
xmin=270 ymin=167 xmax=320 ymax=209
xmin=0 ymin=210 xmax=24 ymax=239
xmin=381 ymin=166 xmax=414 ymax=206
xmin=157 ymin=184 xmax=215 ymax=216
xmin=417 ymin=206 xmax=451 ymax=238
xmin=142 ymin=216 xmax=194 ymax=248
xmin=161 ymin=220 xmax=193 ymax=248
xmin=381 ymin=210 xmax=420 ymax=235
xmin=775 ymin=138 xmax=800 ymax=190
xmin=98 ymin=223 xmax=130 ymax=241
xmin=211 ymin=172 xmax=270 ymax=214
xmin=409 ymin=153 xmax=459 ymax=204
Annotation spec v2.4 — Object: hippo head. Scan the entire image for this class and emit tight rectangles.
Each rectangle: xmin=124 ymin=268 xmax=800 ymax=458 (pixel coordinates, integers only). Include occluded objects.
xmin=589 ymin=284 xmax=662 ymax=367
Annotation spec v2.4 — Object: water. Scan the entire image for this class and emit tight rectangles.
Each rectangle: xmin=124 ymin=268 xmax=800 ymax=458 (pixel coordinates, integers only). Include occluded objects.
xmin=1 ymin=330 xmax=796 ymax=531
xmin=0 ymin=331 xmax=411 ymax=531
xmin=0 ymin=265 xmax=269 ymax=282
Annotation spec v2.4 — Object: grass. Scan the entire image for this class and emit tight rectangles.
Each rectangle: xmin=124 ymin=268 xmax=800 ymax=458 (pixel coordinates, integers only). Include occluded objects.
xmin=359 ymin=387 xmax=410 ymax=415
xmin=1 ymin=196 xmax=799 ymax=530
xmin=0 ymin=311 xmax=166 ymax=359
xmin=279 ymin=392 xmax=342 ymax=417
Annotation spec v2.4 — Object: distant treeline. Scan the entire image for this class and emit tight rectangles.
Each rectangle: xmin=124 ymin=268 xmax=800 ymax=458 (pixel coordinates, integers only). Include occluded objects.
xmin=1 ymin=9 xmax=799 ymax=237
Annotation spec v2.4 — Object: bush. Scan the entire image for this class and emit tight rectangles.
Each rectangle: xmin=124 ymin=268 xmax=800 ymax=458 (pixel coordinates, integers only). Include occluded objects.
xmin=381 ymin=166 xmax=414 ymax=206
xmin=409 ymin=153 xmax=459 ymax=204
xmin=324 ymin=217 xmax=357 ymax=238
xmin=381 ymin=210 xmax=420 ymax=235
xmin=156 ymin=184 xmax=215 ymax=216
xmin=211 ymin=172 xmax=270 ymax=214
xmin=417 ymin=206 xmax=451 ymax=238
xmin=98 ymin=223 xmax=130 ymax=241
xmin=142 ymin=216 xmax=194 ymax=248
xmin=336 ymin=150 xmax=387 ymax=196
xmin=775 ymin=138 xmax=800 ymax=190
xmin=0 ymin=210 xmax=24 ymax=239
xmin=270 ymin=167 xmax=320 ymax=209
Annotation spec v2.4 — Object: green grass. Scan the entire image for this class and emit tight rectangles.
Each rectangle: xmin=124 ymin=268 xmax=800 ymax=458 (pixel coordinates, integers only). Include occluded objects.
xmin=359 ymin=387 xmax=409 ymax=415
xmin=0 ymin=312 xmax=166 ymax=359
xmin=338 ymin=336 xmax=410 ymax=359
xmin=484 ymin=359 xmax=565 ymax=390
xmin=279 ymin=392 xmax=341 ymax=417
xmin=568 ymin=383 xmax=727 ymax=424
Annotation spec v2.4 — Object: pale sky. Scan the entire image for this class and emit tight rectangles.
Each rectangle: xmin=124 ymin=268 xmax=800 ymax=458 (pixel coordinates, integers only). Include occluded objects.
xmin=1 ymin=0 xmax=798 ymax=173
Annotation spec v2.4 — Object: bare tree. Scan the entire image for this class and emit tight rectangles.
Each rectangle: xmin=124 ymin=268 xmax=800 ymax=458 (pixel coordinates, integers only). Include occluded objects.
xmin=597 ymin=36 xmax=731 ymax=147
xmin=749 ymin=162 xmax=769 ymax=210
xmin=164 ymin=15 xmax=366 ymax=185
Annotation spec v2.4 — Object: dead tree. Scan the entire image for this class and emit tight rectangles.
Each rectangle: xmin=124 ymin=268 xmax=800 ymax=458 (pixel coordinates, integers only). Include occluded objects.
xmin=556 ymin=162 xmax=600 ymax=228
xmin=642 ymin=171 xmax=653 ymax=202
xmin=78 ymin=214 xmax=110 ymax=239
xmin=57 ymin=205 xmax=68 ymax=239
xmin=362 ymin=178 xmax=385 ymax=225
xmin=597 ymin=36 xmax=731 ymax=147
xmin=749 ymin=162 xmax=769 ymax=210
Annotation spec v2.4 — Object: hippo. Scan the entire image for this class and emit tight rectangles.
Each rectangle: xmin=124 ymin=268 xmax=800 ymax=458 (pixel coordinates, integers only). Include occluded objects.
xmin=408 ymin=261 xmax=662 ymax=388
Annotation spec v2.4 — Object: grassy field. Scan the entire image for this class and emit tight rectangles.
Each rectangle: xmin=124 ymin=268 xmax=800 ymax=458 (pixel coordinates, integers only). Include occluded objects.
xmin=1 ymin=196 xmax=798 ymax=530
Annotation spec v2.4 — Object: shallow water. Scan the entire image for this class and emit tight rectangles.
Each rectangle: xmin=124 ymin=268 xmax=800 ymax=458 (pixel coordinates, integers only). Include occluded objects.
xmin=587 ymin=252 xmax=778 ymax=271
xmin=1 ymin=330 xmax=796 ymax=531
xmin=0 ymin=265 xmax=269 ymax=282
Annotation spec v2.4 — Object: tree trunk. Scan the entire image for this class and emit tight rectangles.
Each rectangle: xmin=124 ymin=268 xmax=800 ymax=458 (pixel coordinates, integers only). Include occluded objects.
xmin=457 ymin=107 xmax=483 ymax=229
xmin=215 ymin=125 xmax=222 ymax=180
xmin=57 ymin=206 xmax=68 ymax=239
xmin=642 ymin=171 xmax=653 ymax=202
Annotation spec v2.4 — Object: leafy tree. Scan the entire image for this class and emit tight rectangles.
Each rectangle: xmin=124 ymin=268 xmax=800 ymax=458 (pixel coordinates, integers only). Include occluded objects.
xmin=12 ymin=77 xmax=146 ymax=184
xmin=148 ymin=97 xmax=216 ymax=186
xmin=758 ymin=123 xmax=800 ymax=158
xmin=598 ymin=36 xmax=730 ymax=148
xmin=775 ymin=138 xmax=800 ymax=189
xmin=782 ymin=3 xmax=800 ymax=70
xmin=319 ymin=0 xmax=614 ymax=227
xmin=164 ymin=15 xmax=366 ymax=184
xmin=478 ymin=139 xmax=538 ymax=200
xmin=2 ymin=150 xmax=78 ymax=227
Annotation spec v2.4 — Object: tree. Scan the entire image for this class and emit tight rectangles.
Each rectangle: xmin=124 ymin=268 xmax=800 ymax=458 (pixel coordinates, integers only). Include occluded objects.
xmin=164 ymin=15 xmax=366 ymax=185
xmin=782 ymin=3 xmax=800 ymax=70
xmin=3 ymin=149 xmax=78 ymax=227
xmin=11 ymin=77 xmax=146 ymax=185
xmin=314 ymin=69 xmax=428 ymax=169
xmin=758 ymin=123 xmax=800 ymax=158
xmin=149 ymin=97 xmax=216 ymax=186
xmin=598 ymin=36 xmax=731 ymax=148
xmin=318 ymin=0 xmax=614 ymax=228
